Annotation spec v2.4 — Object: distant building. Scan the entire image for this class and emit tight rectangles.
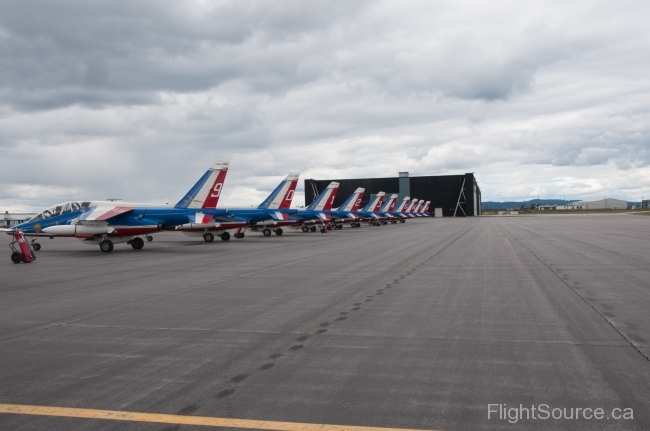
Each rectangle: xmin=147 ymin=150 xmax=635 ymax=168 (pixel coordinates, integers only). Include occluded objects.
xmin=572 ymin=198 xmax=627 ymax=210
xmin=2 ymin=211 xmax=37 ymax=228
xmin=537 ymin=204 xmax=557 ymax=210
xmin=305 ymin=172 xmax=481 ymax=217
xmin=643 ymin=200 xmax=650 ymax=209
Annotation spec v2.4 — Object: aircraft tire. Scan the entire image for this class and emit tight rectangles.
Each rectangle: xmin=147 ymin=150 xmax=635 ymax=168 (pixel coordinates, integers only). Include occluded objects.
xmin=310 ymin=226 xmax=317 ymax=232
xmin=320 ymin=228 xmax=327 ymax=233
xmin=221 ymin=232 xmax=231 ymax=241
xmin=203 ymin=233 xmax=214 ymax=243
xmin=337 ymin=225 xmax=343 ymax=229
xmin=100 ymin=240 xmax=114 ymax=253
xmin=146 ymin=235 xmax=153 ymax=241
xmin=400 ymin=219 xmax=405 ymax=223
xmin=391 ymin=220 xmax=397 ymax=224
xmin=301 ymin=226 xmax=309 ymax=233
xmin=11 ymin=252 xmax=22 ymax=264
xmin=275 ymin=228 xmax=283 ymax=236
xmin=32 ymin=243 xmax=41 ymax=251
xmin=131 ymin=237 xmax=145 ymax=250
xmin=263 ymin=228 xmax=272 ymax=237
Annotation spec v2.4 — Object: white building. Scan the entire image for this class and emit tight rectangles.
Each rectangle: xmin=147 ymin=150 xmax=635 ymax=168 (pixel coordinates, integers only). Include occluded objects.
xmin=571 ymin=198 xmax=627 ymax=210
xmin=2 ymin=211 xmax=37 ymax=228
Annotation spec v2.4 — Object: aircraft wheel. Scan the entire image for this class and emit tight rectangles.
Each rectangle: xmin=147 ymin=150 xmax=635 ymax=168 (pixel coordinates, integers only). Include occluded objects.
xmin=263 ymin=228 xmax=272 ymax=237
xmin=146 ymin=235 xmax=153 ymax=241
xmin=99 ymin=240 xmax=114 ymax=253
xmin=235 ymin=233 xmax=245 ymax=239
xmin=11 ymin=252 xmax=22 ymax=264
xmin=320 ymin=228 xmax=327 ymax=233
xmin=400 ymin=219 xmax=405 ymax=223
xmin=131 ymin=237 xmax=144 ymax=250
xmin=203 ymin=233 xmax=214 ymax=242
xmin=301 ymin=226 xmax=309 ymax=233
xmin=32 ymin=243 xmax=41 ymax=251
xmin=221 ymin=232 xmax=231 ymax=241
xmin=337 ymin=225 xmax=343 ymax=229
xmin=275 ymin=228 xmax=283 ymax=236
xmin=391 ymin=220 xmax=397 ymax=224
xmin=310 ymin=226 xmax=317 ymax=232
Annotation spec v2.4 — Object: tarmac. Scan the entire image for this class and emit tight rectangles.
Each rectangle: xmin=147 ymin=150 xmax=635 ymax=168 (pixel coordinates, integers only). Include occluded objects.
xmin=0 ymin=215 xmax=649 ymax=430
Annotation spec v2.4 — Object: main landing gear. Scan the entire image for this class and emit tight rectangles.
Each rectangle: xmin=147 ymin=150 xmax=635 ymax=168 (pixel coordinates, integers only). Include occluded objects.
xmin=275 ymin=228 xmax=283 ymax=236
xmin=99 ymin=239 xmax=114 ymax=252
xmin=263 ymin=228 xmax=272 ymax=237
xmin=203 ymin=232 xmax=214 ymax=242
xmin=310 ymin=226 xmax=317 ymax=232
xmin=220 ymin=232 xmax=230 ymax=241
xmin=130 ymin=237 xmax=144 ymax=250
xmin=301 ymin=226 xmax=310 ymax=233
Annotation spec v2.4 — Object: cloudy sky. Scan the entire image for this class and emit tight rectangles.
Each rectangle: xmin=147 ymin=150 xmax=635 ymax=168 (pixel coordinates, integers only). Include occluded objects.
xmin=1 ymin=0 xmax=649 ymax=211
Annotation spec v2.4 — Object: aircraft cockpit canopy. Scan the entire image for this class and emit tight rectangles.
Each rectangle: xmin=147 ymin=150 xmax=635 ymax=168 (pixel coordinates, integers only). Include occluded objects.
xmin=29 ymin=202 xmax=90 ymax=221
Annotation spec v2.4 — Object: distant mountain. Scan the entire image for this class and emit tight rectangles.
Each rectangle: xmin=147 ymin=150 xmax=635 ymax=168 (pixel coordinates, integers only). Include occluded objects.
xmin=483 ymin=200 xmax=641 ymax=210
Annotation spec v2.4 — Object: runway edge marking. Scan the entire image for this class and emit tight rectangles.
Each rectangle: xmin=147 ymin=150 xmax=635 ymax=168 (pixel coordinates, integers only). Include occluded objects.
xmin=0 ymin=404 xmax=440 ymax=431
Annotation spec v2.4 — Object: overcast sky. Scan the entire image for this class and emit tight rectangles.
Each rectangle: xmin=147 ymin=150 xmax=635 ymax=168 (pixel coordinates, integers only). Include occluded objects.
xmin=1 ymin=0 xmax=649 ymax=211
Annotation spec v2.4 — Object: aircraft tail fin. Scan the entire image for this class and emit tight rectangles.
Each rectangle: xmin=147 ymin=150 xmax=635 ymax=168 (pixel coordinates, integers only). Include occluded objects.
xmin=362 ymin=192 xmax=385 ymax=212
xmin=406 ymin=199 xmax=419 ymax=212
xmin=395 ymin=196 xmax=410 ymax=212
xmin=307 ymin=182 xmax=339 ymax=211
xmin=258 ymin=173 xmax=300 ymax=209
xmin=380 ymin=194 xmax=398 ymax=212
xmin=175 ymin=160 xmax=229 ymax=209
xmin=338 ymin=188 xmax=365 ymax=212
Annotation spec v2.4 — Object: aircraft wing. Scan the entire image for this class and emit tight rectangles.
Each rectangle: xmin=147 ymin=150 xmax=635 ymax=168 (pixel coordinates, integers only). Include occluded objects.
xmin=78 ymin=204 xmax=134 ymax=221
xmin=270 ymin=211 xmax=292 ymax=221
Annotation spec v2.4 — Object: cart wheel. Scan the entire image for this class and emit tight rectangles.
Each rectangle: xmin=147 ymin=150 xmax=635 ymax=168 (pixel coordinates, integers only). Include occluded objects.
xmin=33 ymin=243 xmax=41 ymax=251
xmin=11 ymin=252 xmax=22 ymax=264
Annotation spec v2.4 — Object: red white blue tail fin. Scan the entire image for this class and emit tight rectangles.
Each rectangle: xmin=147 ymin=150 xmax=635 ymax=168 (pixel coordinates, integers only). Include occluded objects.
xmin=258 ymin=173 xmax=300 ymax=209
xmin=380 ymin=194 xmax=398 ymax=212
xmin=406 ymin=199 xmax=419 ymax=212
xmin=338 ymin=187 xmax=365 ymax=212
xmin=307 ymin=182 xmax=339 ymax=211
xmin=175 ymin=160 xmax=229 ymax=209
xmin=420 ymin=201 xmax=431 ymax=213
xmin=362 ymin=192 xmax=385 ymax=212
xmin=414 ymin=200 xmax=425 ymax=213
xmin=395 ymin=196 xmax=410 ymax=212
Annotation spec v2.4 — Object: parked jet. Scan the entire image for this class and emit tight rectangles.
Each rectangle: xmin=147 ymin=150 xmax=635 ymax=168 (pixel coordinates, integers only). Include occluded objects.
xmin=388 ymin=196 xmax=410 ymax=222
xmin=417 ymin=201 xmax=431 ymax=217
xmin=291 ymin=182 xmax=340 ymax=233
xmin=348 ymin=192 xmax=385 ymax=226
xmin=4 ymin=161 xmax=235 ymax=252
xmin=218 ymin=173 xmax=300 ymax=238
xmin=324 ymin=187 xmax=365 ymax=229
xmin=403 ymin=199 xmax=419 ymax=218
xmin=173 ymin=161 xmax=249 ymax=242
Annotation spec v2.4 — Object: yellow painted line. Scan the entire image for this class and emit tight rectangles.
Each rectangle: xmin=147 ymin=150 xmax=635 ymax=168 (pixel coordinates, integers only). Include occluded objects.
xmin=0 ymin=404 xmax=438 ymax=431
